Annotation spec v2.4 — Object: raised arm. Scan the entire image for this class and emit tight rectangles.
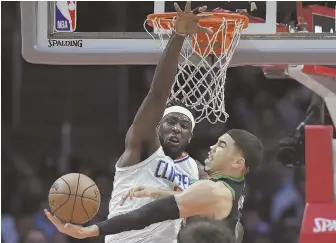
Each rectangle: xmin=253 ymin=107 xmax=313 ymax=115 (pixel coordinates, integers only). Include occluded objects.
xmin=123 ymin=2 xmax=210 ymax=161
xmin=125 ymin=32 xmax=185 ymax=148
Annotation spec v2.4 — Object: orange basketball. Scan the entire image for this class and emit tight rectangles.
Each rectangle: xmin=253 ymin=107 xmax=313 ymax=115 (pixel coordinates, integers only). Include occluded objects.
xmin=48 ymin=173 xmax=101 ymax=224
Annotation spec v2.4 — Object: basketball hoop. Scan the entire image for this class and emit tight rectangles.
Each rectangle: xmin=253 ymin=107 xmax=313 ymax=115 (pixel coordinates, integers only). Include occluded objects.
xmin=145 ymin=11 xmax=248 ymax=123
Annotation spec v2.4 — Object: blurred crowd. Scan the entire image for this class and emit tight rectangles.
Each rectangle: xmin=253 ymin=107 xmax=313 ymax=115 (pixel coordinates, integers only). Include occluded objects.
xmin=2 ymin=2 xmax=314 ymax=243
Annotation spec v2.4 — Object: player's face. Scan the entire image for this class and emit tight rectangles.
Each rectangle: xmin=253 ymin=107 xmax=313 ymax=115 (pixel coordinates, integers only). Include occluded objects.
xmin=158 ymin=112 xmax=193 ymax=157
xmin=204 ymin=133 xmax=244 ymax=173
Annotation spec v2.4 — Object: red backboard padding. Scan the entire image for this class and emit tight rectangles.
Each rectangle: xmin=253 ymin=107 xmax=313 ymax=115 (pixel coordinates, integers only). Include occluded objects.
xmin=300 ymin=125 xmax=336 ymax=243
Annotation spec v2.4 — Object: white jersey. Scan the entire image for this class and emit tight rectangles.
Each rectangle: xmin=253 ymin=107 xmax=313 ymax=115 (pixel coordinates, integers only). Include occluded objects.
xmin=105 ymin=147 xmax=199 ymax=243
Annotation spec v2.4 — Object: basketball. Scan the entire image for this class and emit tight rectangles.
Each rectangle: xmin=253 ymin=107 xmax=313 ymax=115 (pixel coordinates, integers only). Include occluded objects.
xmin=48 ymin=173 xmax=101 ymax=224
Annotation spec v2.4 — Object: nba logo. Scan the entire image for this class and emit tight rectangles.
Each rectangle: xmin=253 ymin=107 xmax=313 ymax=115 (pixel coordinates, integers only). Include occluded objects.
xmin=54 ymin=1 xmax=77 ymax=32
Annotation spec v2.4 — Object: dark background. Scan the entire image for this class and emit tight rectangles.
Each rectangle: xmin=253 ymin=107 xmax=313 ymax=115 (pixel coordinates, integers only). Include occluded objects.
xmin=73 ymin=1 xmax=336 ymax=32
xmin=2 ymin=1 xmax=335 ymax=243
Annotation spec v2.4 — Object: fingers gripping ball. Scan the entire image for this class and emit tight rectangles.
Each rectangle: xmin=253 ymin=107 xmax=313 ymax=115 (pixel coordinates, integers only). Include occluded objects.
xmin=48 ymin=173 xmax=101 ymax=224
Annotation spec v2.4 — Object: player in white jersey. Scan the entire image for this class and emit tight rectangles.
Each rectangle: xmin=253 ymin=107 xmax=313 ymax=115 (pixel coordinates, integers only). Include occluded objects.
xmin=45 ymin=2 xmax=211 ymax=243
xmin=107 ymin=100 xmax=200 ymax=243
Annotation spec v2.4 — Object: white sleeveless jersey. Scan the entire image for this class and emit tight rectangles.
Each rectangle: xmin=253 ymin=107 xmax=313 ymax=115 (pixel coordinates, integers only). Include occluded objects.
xmin=105 ymin=147 xmax=199 ymax=243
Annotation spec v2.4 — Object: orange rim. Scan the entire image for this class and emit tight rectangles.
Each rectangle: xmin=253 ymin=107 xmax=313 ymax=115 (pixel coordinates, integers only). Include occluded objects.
xmin=147 ymin=12 xmax=249 ymax=30
xmin=147 ymin=12 xmax=249 ymax=55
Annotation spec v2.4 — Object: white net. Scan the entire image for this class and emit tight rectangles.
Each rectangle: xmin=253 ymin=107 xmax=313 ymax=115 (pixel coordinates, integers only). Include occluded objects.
xmin=145 ymin=15 xmax=246 ymax=123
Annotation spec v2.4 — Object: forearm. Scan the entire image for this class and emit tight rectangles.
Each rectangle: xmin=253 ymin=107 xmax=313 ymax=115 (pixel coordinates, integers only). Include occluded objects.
xmin=95 ymin=181 xmax=226 ymax=236
xmin=129 ymin=32 xmax=185 ymax=136
xmin=96 ymin=196 xmax=180 ymax=236
xmin=156 ymin=189 xmax=182 ymax=198
xmin=149 ymin=32 xmax=185 ymax=97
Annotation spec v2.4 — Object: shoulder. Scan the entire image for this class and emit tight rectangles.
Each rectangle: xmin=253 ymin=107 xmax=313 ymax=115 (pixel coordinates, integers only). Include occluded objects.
xmin=175 ymin=179 xmax=234 ymax=218
xmin=215 ymin=181 xmax=234 ymax=200
xmin=116 ymin=146 xmax=165 ymax=170
xmin=217 ymin=177 xmax=245 ymax=200
xmin=191 ymin=180 xmax=232 ymax=200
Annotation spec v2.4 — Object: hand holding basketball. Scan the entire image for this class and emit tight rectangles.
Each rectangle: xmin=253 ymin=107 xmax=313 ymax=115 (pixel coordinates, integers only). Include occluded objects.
xmin=44 ymin=209 xmax=99 ymax=239
xmin=45 ymin=173 xmax=102 ymax=239
xmin=48 ymin=173 xmax=101 ymax=225
xmin=174 ymin=1 xmax=213 ymax=35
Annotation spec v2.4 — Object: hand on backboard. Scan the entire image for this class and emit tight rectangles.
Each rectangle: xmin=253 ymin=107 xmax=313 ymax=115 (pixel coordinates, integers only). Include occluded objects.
xmin=174 ymin=1 xmax=213 ymax=35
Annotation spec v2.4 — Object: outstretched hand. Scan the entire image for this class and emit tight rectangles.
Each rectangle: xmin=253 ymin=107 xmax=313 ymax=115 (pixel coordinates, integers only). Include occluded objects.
xmin=174 ymin=1 xmax=213 ymax=35
xmin=120 ymin=186 xmax=161 ymax=206
xmin=44 ymin=209 xmax=99 ymax=239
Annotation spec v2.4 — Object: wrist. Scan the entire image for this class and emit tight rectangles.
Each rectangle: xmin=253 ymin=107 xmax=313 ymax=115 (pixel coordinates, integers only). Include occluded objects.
xmin=173 ymin=30 xmax=187 ymax=38
xmin=150 ymin=188 xmax=163 ymax=198
xmin=90 ymin=225 xmax=100 ymax=237
xmin=156 ymin=189 xmax=179 ymax=198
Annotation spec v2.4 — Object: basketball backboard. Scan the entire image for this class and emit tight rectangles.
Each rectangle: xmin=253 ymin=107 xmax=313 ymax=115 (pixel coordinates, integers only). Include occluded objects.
xmin=21 ymin=1 xmax=336 ymax=66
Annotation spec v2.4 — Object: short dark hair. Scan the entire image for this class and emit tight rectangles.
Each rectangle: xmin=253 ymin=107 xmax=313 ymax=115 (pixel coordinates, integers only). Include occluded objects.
xmin=177 ymin=220 xmax=235 ymax=243
xmin=227 ymin=129 xmax=263 ymax=172
xmin=166 ymin=99 xmax=196 ymax=118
